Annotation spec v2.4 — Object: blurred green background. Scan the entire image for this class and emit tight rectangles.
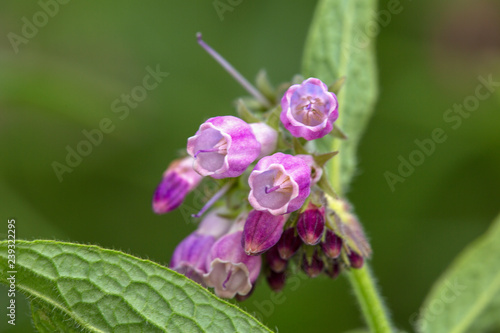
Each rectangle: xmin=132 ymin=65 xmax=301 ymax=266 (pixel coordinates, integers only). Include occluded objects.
xmin=1 ymin=0 xmax=499 ymax=332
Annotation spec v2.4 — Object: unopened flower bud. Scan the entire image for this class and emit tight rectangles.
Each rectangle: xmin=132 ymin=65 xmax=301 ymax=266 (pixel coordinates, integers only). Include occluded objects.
xmin=321 ymin=229 xmax=342 ymax=259
xmin=280 ymin=78 xmax=338 ymax=140
xmin=152 ymin=156 xmax=203 ymax=214
xmin=277 ymin=227 xmax=302 ymax=260
xmin=348 ymin=250 xmax=364 ymax=269
xmin=187 ymin=116 xmax=261 ymax=179
xmin=295 ymin=154 xmax=324 ymax=185
xmin=325 ymin=260 xmax=341 ymax=279
xmin=266 ymin=245 xmax=288 ymax=273
xmin=243 ymin=210 xmax=287 ymax=256
xmin=248 ymin=153 xmax=311 ymax=215
xmin=297 ymin=205 xmax=325 ymax=245
xmin=250 ymin=123 xmax=278 ymax=159
xmin=302 ymin=251 xmax=324 ymax=278
xmin=266 ymin=271 xmax=286 ymax=292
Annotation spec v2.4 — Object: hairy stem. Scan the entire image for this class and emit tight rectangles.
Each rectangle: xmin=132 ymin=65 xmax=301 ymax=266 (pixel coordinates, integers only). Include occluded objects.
xmin=330 ymin=143 xmax=393 ymax=332
xmin=347 ymin=265 xmax=394 ymax=333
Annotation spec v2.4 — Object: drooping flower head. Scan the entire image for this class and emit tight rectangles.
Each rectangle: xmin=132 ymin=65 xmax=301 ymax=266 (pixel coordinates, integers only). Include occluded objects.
xmin=187 ymin=116 xmax=261 ymax=179
xmin=248 ymin=153 xmax=311 ymax=215
xmin=157 ymin=34 xmax=372 ymax=300
xmin=152 ymin=156 xmax=203 ymax=214
xmin=204 ymin=227 xmax=262 ymax=298
xmin=280 ymin=78 xmax=338 ymax=140
xmin=170 ymin=209 xmax=232 ymax=284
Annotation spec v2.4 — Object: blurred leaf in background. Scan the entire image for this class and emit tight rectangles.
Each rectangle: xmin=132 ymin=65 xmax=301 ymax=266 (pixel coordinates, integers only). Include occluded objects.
xmin=0 ymin=0 xmax=499 ymax=332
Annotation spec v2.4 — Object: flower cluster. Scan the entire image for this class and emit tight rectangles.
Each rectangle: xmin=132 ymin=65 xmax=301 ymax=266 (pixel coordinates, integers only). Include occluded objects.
xmin=152 ymin=34 xmax=371 ymax=299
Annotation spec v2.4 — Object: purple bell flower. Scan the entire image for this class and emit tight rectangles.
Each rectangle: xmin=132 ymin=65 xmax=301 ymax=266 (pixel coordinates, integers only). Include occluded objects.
xmin=152 ymin=156 xmax=203 ymax=214
xmin=204 ymin=228 xmax=262 ymax=298
xmin=170 ymin=209 xmax=232 ymax=285
xmin=248 ymin=153 xmax=311 ymax=216
xmin=243 ymin=210 xmax=287 ymax=256
xmin=187 ymin=116 xmax=261 ymax=179
xmin=280 ymin=78 xmax=338 ymax=140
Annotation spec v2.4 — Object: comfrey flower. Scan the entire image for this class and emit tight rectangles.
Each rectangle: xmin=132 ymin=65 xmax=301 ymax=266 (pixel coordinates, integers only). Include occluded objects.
xmin=204 ymin=223 xmax=262 ymax=298
xmin=155 ymin=33 xmax=373 ymax=300
xmin=152 ymin=156 xmax=203 ymax=214
xmin=170 ymin=209 xmax=232 ymax=284
xmin=187 ymin=116 xmax=261 ymax=179
xmin=248 ymin=153 xmax=311 ymax=215
xmin=280 ymin=78 xmax=338 ymax=140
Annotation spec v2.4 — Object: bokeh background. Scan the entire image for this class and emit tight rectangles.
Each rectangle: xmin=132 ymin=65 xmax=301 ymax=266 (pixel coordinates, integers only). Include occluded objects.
xmin=1 ymin=0 xmax=499 ymax=332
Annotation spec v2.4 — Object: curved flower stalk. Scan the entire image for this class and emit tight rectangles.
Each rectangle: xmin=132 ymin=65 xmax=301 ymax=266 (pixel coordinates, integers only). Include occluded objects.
xmin=153 ymin=34 xmax=372 ymax=299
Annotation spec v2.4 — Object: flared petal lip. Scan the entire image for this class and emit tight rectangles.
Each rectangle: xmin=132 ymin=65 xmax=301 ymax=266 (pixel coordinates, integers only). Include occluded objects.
xmin=280 ymin=78 xmax=339 ymax=140
xmin=187 ymin=122 xmax=231 ymax=177
xmin=203 ymin=260 xmax=253 ymax=298
xmin=284 ymin=89 xmax=337 ymax=131
xmin=248 ymin=163 xmax=300 ymax=216
xmin=171 ymin=262 xmax=207 ymax=285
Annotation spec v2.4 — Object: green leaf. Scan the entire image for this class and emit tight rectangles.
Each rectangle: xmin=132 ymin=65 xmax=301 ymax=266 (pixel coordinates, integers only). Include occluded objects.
xmin=0 ymin=240 xmax=273 ymax=333
xmin=418 ymin=213 xmax=500 ymax=333
xmin=302 ymin=0 xmax=378 ymax=192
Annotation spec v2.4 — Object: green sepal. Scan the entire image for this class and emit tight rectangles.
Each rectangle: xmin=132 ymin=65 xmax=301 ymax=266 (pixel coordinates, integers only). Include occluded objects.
xmin=292 ymin=137 xmax=309 ymax=155
xmin=330 ymin=124 xmax=348 ymax=140
xmin=265 ymin=105 xmax=281 ymax=130
xmin=328 ymin=76 xmax=346 ymax=95
xmin=317 ymin=174 xmax=338 ymax=199
xmin=313 ymin=150 xmax=339 ymax=167
xmin=237 ymin=99 xmax=261 ymax=123
xmin=255 ymin=69 xmax=276 ymax=104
